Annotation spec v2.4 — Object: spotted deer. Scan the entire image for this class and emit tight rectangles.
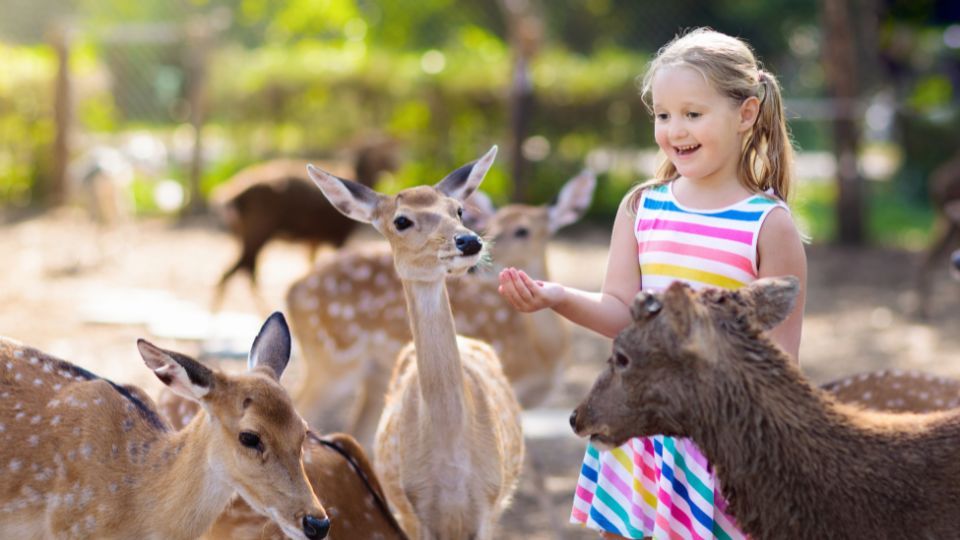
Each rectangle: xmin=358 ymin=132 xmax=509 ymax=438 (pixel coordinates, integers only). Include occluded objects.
xmin=307 ymin=146 xmax=524 ymax=539
xmin=0 ymin=313 xmax=329 ymax=540
xmin=287 ymin=170 xmax=595 ymax=445
xmin=571 ymin=277 xmax=960 ymax=539
xmin=822 ymin=369 xmax=960 ymax=413
xmin=156 ymin=391 xmax=407 ymax=540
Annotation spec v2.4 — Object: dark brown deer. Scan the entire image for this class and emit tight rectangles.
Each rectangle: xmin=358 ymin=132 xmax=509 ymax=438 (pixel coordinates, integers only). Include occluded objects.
xmin=916 ymin=149 xmax=960 ymax=317
xmin=211 ymin=138 xmax=399 ymax=310
xmin=571 ymin=277 xmax=960 ymax=539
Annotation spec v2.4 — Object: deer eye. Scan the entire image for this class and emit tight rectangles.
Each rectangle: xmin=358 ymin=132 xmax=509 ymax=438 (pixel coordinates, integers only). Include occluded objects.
xmin=457 ymin=207 xmax=464 ymax=219
xmin=514 ymin=227 xmax=529 ymax=239
xmin=613 ymin=352 xmax=630 ymax=369
xmin=393 ymin=216 xmax=413 ymax=231
xmin=239 ymin=431 xmax=264 ymax=452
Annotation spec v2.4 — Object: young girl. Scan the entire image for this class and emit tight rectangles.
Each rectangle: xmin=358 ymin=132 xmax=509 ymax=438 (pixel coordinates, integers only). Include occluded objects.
xmin=498 ymin=28 xmax=807 ymax=539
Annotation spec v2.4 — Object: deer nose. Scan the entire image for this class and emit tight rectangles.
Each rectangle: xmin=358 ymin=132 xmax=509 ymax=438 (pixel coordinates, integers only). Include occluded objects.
xmin=455 ymin=234 xmax=483 ymax=256
xmin=569 ymin=409 xmax=578 ymax=430
xmin=303 ymin=515 xmax=330 ymax=539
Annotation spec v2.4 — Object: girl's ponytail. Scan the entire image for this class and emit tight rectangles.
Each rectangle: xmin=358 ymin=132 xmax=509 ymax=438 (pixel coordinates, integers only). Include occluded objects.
xmin=739 ymin=69 xmax=794 ymax=202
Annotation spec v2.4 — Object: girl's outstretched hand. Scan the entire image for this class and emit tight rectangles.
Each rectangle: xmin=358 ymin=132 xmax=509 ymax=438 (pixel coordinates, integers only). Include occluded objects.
xmin=497 ymin=267 xmax=566 ymax=313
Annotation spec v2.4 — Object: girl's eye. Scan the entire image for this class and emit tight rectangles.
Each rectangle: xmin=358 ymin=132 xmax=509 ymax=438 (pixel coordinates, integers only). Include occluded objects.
xmin=687 ymin=112 xmax=701 ymax=119
xmin=394 ymin=216 xmax=413 ymax=231
xmin=239 ymin=431 xmax=264 ymax=452
xmin=656 ymin=113 xmax=668 ymax=121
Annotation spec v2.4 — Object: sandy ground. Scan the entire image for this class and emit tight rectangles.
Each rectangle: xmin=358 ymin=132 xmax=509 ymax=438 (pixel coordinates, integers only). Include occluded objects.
xmin=1 ymin=209 xmax=958 ymax=539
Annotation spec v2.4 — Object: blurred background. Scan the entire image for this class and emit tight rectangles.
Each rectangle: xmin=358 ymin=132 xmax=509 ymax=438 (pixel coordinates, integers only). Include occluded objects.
xmin=2 ymin=1 xmax=960 ymax=538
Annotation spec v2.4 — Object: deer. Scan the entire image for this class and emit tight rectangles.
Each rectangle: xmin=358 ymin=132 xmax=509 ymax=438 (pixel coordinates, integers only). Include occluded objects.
xmin=570 ymin=277 xmax=960 ymax=539
xmin=0 ymin=312 xmax=330 ymax=540
xmin=286 ymin=170 xmax=595 ymax=446
xmin=821 ymin=369 xmax=960 ymax=413
xmin=211 ymin=137 xmax=399 ymax=310
xmin=306 ymin=145 xmax=524 ymax=539
xmin=155 ymin=388 xmax=408 ymax=540
xmin=915 ymin=149 xmax=960 ymax=317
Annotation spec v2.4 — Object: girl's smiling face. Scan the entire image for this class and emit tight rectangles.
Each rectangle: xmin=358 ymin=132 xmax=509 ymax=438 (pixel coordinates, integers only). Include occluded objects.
xmin=651 ymin=65 xmax=754 ymax=186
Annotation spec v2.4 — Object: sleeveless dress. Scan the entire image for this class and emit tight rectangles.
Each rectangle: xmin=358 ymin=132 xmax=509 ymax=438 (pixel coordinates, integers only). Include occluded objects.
xmin=570 ymin=182 xmax=788 ymax=539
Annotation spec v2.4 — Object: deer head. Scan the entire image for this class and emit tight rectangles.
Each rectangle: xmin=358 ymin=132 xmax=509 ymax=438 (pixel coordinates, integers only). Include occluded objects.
xmin=307 ymin=146 xmax=497 ymax=282
xmin=570 ymin=277 xmax=799 ymax=449
xmin=138 ymin=312 xmax=329 ymax=539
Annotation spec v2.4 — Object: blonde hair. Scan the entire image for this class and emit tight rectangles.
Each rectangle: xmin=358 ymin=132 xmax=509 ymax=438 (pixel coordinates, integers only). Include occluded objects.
xmin=628 ymin=28 xmax=794 ymax=212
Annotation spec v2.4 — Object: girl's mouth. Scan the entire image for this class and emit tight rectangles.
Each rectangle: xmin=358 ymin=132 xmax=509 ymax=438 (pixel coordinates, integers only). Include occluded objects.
xmin=674 ymin=144 xmax=701 ymax=156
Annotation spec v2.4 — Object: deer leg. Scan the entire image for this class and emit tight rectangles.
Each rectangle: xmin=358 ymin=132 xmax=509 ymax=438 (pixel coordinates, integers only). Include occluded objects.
xmin=915 ymin=219 xmax=960 ymax=318
xmin=214 ymin=231 xmax=270 ymax=313
xmin=347 ymin=358 xmax=391 ymax=451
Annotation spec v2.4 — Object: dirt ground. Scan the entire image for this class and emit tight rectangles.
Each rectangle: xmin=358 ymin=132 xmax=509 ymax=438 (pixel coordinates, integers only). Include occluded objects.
xmin=2 ymin=209 xmax=959 ymax=539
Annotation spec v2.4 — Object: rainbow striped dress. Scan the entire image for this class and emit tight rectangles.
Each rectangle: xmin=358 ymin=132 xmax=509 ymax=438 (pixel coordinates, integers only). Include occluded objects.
xmin=570 ymin=182 xmax=787 ymax=539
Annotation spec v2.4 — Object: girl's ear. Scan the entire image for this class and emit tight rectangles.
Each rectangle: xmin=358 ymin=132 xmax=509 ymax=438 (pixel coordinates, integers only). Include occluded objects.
xmin=738 ymin=96 xmax=761 ymax=133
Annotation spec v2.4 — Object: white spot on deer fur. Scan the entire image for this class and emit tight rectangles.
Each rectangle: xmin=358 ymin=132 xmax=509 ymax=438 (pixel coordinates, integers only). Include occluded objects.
xmin=0 ymin=423 xmax=4 ymax=432
xmin=9 ymin=459 xmax=22 ymax=472
xmin=33 ymin=378 xmax=42 ymax=387
xmin=13 ymin=350 xmax=23 ymax=358
xmin=495 ymin=309 xmax=508 ymax=322
xmin=328 ymin=302 xmax=342 ymax=317
xmin=53 ymin=383 xmax=62 ymax=391
xmin=862 ymin=391 xmax=872 ymax=400
xmin=29 ymin=356 xmax=38 ymax=365
xmin=919 ymin=392 xmax=930 ymax=400
xmin=324 ymin=276 xmax=338 ymax=293
xmin=375 ymin=272 xmax=389 ymax=287
xmin=14 ymin=373 xmax=22 ymax=382
xmin=13 ymin=402 xmax=22 ymax=410
xmin=51 ymin=415 xmax=61 ymax=426
xmin=4 ymin=362 xmax=11 ymax=370
xmin=48 ymin=399 xmax=60 ymax=408
xmin=81 ymin=444 xmax=93 ymax=459
xmin=342 ymin=304 xmax=355 ymax=320
xmin=43 ymin=363 xmax=52 ymax=373
xmin=108 ymin=483 xmax=118 ymax=494
xmin=84 ymin=515 xmax=96 ymax=531
xmin=15 ymin=412 xmax=26 ymax=421
xmin=27 ymin=435 xmax=39 ymax=447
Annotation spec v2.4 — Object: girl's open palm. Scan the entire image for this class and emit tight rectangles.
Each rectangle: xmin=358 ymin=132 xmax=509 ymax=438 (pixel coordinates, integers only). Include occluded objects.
xmin=497 ymin=268 xmax=565 ymax=313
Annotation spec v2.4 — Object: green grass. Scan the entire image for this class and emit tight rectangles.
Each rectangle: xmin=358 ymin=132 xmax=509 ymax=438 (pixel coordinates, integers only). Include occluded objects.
xmin=792 ymin=179 xmax=936 ymax=250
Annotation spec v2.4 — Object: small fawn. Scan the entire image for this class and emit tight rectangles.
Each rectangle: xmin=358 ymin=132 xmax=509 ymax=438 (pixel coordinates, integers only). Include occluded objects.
xmin=0 ymin=312 xmax=328 ymax=540
xmin=571 ymin=278 xmax=960 ymax=539
xmin=286 ymin=170 xmax=595 ymax=445
xmin=307 ymin=146 xmax=524 ymax=539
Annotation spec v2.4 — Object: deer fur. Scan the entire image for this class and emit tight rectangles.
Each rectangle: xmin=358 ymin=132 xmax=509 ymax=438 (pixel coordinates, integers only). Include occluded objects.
xmin=822 ymin=369 xmax=960 ymax=413
xmin=307 ymin=146 xmax=524 ymax=540
xmin=571 ymin=277 xmax=960 ymax=539
xmin=212 ymin=138 xmax=399 ymax=309
xmin=156 ymin=390 xmax=408 ymax=540
xmin=0 ymin=313 xmax=328 ymax=540
xmin=286 ymin=171 xmax=595 ymax=445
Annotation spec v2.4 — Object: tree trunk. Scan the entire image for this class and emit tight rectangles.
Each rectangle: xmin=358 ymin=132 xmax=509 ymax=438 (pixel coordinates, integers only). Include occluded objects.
xmin=821 ymin=0 xmax=866 ymax=245
xmin=49 ymin=23 xmax=73 ymax=207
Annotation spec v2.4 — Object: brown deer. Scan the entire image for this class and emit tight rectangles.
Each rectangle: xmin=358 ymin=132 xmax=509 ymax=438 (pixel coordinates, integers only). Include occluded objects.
xmin=571 ymin=277 xmax=960 ymax=539
xmin=822 ymin=369 xmax=960 ymax=413
xmin=0 ymin=312 xmax=329 ymax=539
xmin=307 ymin=146 xmax=524 ymax=539
xmin=211 ymin=138 xmax=399 ymax=310
xmin=156 ymin=391 xmax=408 ymax=540
xmin=286 ymin=170 xmax=595 ymax=445
xmin=915 ymin=149 xmax=960 ymax=316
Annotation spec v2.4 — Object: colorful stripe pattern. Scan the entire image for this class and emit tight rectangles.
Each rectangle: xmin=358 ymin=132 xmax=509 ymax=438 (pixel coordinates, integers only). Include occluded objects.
xmin=570 ymin=182 xmax=785 ymax=539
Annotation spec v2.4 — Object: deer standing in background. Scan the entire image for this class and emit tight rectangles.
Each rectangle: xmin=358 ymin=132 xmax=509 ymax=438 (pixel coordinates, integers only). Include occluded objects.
xmin=0 ymin=313 xmax=329 ymax=540
xmin=157 ymin=391 xmax=408 ymax=540
xmin=915 ymin=149 xmax=960 ymax=317
xmin=307 ymin=146 xmax=524 ymax=539
xmin=571 ymin=277 xmax=960 ymax=539
xmin=211 ymin=138 xmax=399 ymax=310
xmin=821 ymin=369 xmax=960 ymax=413
xmin=287 ymin=171 xmax=595 ymax=446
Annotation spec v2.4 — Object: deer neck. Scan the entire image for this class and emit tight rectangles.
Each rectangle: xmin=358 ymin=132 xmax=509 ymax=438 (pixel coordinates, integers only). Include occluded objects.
xmin=139 ymin=413 xmax=235 ymax=538
xmin=401 ymin=278 xmax=466 ymax=426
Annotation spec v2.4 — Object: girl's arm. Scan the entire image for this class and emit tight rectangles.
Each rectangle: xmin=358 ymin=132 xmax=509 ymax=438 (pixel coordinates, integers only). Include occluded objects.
xmin=498 ymin=194 xmax=641 ymax=339
xmin=757 ymin=207 xmax=807 ymax=362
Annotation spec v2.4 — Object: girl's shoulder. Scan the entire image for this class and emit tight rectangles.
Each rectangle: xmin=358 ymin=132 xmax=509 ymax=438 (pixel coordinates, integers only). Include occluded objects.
xmin=623 ymin=179 xmax=671 ymax=213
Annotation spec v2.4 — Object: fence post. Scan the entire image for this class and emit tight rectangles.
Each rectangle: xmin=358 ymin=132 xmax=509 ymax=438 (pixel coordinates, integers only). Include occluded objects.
xmin=49 ymin=22 xmax=74 ymax=207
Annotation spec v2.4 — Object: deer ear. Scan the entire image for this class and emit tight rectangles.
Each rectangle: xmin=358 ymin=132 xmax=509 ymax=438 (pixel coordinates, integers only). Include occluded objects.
xmin=461 ymin=190 xmax=496 ymax=232
xmin=548 ymin=169 xmax=596 ymax=234
xmin=307 ymin=164 xmax=382 ymax=223
xmin=744 ymin=276 xmax=799 ymax=331
xmin=248 ymin=312 xmax=292 ymax=381
xmin=137 ymin=339 xmax=213 ymax=402
xmin=436 ymin=145 xmax=498 ymax=202
xmin=661 ymin=281 xmax=696 ymax=336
